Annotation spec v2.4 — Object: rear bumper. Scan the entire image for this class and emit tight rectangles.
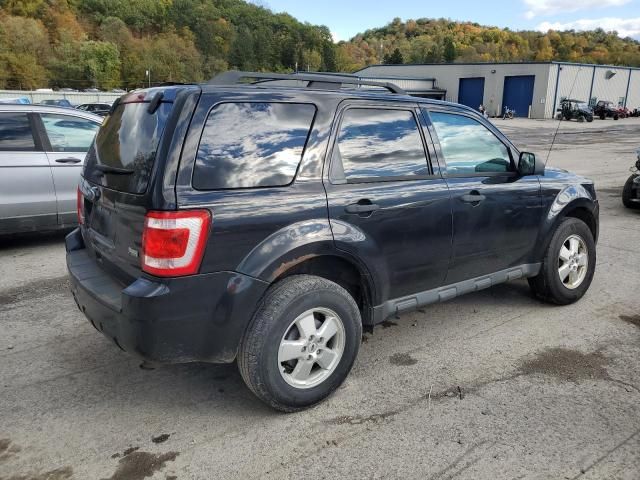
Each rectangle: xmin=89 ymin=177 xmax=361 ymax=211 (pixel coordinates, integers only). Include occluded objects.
xmin=66 ymin=228 xmax=269 ymax=364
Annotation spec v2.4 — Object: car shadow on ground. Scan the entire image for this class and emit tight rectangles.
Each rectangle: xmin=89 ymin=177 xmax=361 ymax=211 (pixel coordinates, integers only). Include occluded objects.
xmin=57 ymin=280 xmax=544 ymax=417
xmin=0 ymin=229 xmax=72 ymax=250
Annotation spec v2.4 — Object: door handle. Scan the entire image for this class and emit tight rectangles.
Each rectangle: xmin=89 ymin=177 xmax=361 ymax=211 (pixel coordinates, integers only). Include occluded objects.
xmin=345 ymin=201 xmax=380 ymax=214
xmin=55 ymin=157 xmax=82 ymax=164
xmin=461 ymin=191 xmax=486 ymax=204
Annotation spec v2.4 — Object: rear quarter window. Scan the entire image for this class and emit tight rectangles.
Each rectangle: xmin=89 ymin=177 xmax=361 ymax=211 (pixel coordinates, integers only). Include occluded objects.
xmin=193 ymin=102 xmax=316 ymax=190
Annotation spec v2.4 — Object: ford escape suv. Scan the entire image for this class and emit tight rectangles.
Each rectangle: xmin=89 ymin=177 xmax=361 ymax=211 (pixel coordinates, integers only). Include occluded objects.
xmin=67 ymin=72 xmax=599 ymax=412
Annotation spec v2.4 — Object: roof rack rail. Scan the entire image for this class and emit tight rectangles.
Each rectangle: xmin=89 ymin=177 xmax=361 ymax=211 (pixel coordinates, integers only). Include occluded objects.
xmin=209 ymin=70 xmax=407 ymax=95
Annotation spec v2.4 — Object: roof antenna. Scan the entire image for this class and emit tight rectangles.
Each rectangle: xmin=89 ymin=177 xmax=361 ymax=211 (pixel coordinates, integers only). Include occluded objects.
xmin=545 ymin=66 xmax=582 ymax=166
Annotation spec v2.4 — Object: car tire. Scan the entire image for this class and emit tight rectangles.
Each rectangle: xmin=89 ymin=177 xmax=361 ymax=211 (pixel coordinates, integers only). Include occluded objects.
xmin=238 ymin=274 xmax=362 ymax=412
xmin=578 ymin=115 xmax=585 ymax=123
xmin=586 ymin=115 xmax=593 ymax=123
xmin=599 ymin=114 xmax=606 ymax=120
xmin=622 ymin=175 xmax=640 ymax=209
xmin=528 ymin=218 xmax=596 ymax=305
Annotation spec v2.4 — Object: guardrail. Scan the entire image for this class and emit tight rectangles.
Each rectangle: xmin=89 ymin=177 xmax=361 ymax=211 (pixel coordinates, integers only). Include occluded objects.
xmin=0 ymin=90 xmax=123 ymax=105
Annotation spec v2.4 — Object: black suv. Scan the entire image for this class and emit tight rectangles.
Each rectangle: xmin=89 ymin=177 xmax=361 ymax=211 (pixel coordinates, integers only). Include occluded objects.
xmin=67 ymin=72 xmax=599 ymax=411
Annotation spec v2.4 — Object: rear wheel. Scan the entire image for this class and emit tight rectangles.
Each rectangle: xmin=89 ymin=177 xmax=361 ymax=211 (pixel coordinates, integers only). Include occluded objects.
xmin=528 ymin=218 xmax=596 ymax=305
xmin=623 ymin=175 xmax=640 ymax=209
xmin=238 ymin=275 xmax=362 ymax=412
xmin=578 ymin=115 xmax=585 ymax=123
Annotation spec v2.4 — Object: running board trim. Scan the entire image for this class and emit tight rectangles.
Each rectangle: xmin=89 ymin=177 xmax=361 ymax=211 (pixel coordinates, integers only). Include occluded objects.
xmin=371 ymin=263 xmax=541 ymax=325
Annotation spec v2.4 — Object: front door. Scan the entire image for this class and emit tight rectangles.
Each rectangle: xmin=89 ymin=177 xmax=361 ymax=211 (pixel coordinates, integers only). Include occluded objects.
xmin=325 ymin=102 xmax=452 ymax=304
xmin=0 ymin=111 xmax=57 ymax=233
xmin=38 ymin=113 xmax=101 ymax=225
xmin=424 ymin=108 xmax=542 ymax=284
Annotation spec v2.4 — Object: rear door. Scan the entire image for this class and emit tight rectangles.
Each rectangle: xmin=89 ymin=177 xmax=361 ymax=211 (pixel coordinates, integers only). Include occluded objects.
xmin=38 ymin=112 xmax=101 ymax=226
xmin=324 ymin=101 xmax=452 ymax=303
xmin=0 ymin=111 xmax=58 ymax=233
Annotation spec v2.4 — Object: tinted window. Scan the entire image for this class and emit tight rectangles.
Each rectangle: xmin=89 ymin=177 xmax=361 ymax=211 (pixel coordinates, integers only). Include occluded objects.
xmin=84 ymin=101 xmax=172 ymax=194
xmin=193 ymin=102 xmax=316 ymax=190
xmin=336 ymin=108 xmax=428 ymax=181
xmin=429 ymin=112 xmax=511 ymax=174
xmin=41 ymin=114 xmax=100 ymax=152
xmin=0 ymin=112 xmax=36 ymax=151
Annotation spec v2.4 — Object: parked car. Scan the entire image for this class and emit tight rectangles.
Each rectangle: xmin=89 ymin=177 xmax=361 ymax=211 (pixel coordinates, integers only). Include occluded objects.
xmin=0 ymin=97 xmax=30 ymax=104
xmin=593 ymin=100 xmax=619 ymax=120
xmin=622 ymin=148 xmax=640 ymax=209
xmin=76 ymin=103 xmax=112 ymax=116
xmin=557 ymin=98 xmax=594 ymax=122
xmin=40 ymin=99 xmax=75 ymax=109
xmin=67 ymin=72 xmax=599 ymax=412
xmin=0 ymin=104 xmax=102 ymax=234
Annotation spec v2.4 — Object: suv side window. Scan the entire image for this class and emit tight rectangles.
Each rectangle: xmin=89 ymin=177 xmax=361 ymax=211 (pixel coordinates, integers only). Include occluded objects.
xmin=193 ymin=102 xmax=316 ymax=190
xmin=429 ymin=111 xmax=512 ymax=174
xmin=40 ymin=114 xmax=100 ymax=152
xmin=335 ymin=108 xmax=429 ymax=182
xmin=0 ymin=112 xmax=36 ymax=151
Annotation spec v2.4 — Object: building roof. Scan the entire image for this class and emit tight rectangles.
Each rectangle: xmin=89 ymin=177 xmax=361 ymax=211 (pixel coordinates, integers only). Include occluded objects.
xmin=355 ymin=61 xmax=640 ymax=72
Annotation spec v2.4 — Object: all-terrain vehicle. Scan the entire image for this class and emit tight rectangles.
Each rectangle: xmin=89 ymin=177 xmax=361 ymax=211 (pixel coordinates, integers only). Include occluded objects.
xmin=623 ymin=148 xmax=640 ymax=209
xmin=594 ymin=100 xmax=620 ymax=120
xmin=67 ymin=71 xmax=599 ymax=411
xmin=556 ymin=99 xmax=594 ymax=122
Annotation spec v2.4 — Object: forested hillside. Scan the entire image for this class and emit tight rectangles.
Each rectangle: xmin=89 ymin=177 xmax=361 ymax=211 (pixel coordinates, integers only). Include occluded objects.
xmin=1 ymin=1 xmax=639 ymax=90
xmin=0 ymin=0 xmax=336 ymax=89
xmin=338 ymin=18 xmax=640 ymax=71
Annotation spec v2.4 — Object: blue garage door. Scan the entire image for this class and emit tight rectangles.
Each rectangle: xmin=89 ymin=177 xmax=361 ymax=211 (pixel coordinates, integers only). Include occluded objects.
xmin=502 ymin=75 xmax=535 ymax=118
xmin=458 ymin=77 xmax=485 ymax=110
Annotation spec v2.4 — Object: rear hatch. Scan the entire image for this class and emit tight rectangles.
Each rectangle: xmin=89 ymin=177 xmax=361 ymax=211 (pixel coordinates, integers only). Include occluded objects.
xmin=79 ymin=86 xmax=198 ymax=283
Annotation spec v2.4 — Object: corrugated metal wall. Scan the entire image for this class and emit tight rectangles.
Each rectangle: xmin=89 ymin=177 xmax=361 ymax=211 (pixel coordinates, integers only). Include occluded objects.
xmin=0 ymin=90 xmax=122 ymax=105
xmin=546 ymin=64 xmax=593 ymax=118
xmin=591 ymin=67 xmax=632 ymax=107
xmin=627 ymin=71 xmax=640 ymax=110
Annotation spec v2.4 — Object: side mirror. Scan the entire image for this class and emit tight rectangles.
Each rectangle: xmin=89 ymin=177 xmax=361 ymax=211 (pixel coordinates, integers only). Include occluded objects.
xmin=518 ymin=151 xmax=544 ymax=176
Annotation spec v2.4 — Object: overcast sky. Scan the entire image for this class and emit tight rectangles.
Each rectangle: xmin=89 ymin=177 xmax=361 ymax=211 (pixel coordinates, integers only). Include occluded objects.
xmin=259 ymin=0 xmax=640 ymax=41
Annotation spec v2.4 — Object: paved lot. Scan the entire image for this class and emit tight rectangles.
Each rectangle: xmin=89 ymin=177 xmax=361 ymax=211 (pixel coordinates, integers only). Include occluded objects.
xmin=1 ymin=118 xmax=639 ymax=480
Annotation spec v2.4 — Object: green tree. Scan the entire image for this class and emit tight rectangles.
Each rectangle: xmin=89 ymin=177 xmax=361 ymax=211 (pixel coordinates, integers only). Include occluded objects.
xmin=79 ymin=41 xmax=121 ymax=89
xmin=384 ymin=48 xmax=404 ymax=64
xmin=443 ymin=37 xmax=456 ymax=62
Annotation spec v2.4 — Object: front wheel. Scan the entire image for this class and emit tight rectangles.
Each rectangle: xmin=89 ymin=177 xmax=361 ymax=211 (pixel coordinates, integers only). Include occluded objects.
xmin=238 ymin=275 xmax=362 ymax=412
xmin=623 ymin=174 xmax=640 ymax=209
xmin=528 ymin=218 xmax=596 ymax=305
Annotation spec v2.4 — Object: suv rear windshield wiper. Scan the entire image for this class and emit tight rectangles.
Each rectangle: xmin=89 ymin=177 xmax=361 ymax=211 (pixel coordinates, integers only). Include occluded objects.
xmin=94 ymin=165 xmax=135 ymax=175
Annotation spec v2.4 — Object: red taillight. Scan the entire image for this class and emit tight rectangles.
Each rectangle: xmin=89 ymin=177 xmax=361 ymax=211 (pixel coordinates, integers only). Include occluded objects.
xmin=77 ymin=187 xmax=84 ymax=225
xmin=142 ymin=210 xmax=211 ymax=277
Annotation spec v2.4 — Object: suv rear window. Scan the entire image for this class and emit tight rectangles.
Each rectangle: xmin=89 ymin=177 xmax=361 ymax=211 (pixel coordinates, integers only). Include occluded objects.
xmin=84 ymin=101 xmax=172 ymax=194
xmin=193 ymin=102 xmax=316 ymax=190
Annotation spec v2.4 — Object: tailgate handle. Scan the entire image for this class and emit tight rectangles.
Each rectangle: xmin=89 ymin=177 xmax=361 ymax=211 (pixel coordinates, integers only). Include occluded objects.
xmin=55 ymin=157 xmax=82 ymax=164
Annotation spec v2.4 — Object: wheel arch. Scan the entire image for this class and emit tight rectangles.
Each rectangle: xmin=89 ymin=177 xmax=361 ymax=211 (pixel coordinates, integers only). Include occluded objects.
xmin=271 ymin=254 xmax=376 ymax=326
xmin=535 ymin=194 xmax=599 ymax=260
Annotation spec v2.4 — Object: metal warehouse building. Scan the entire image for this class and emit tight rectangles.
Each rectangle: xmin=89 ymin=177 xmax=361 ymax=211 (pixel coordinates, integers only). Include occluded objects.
xmin=355 ymin=62 xmax=640 ymax=119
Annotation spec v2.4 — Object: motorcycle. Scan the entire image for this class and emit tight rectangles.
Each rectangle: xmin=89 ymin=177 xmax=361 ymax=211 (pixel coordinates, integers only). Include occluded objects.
xmin=622 ymin=148 xmax=640 ymax=210
xmin=502 ymin=106 xmax=515 ymax=120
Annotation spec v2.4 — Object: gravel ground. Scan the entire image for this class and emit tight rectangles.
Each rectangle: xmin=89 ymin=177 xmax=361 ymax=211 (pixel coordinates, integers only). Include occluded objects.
xmin=1 ymin=118 xmax=639 ymax=480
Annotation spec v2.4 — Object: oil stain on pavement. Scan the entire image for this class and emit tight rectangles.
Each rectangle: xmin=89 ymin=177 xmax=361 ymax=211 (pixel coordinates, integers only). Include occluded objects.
xmin=518 ymin=347 xmax=610 ymax=382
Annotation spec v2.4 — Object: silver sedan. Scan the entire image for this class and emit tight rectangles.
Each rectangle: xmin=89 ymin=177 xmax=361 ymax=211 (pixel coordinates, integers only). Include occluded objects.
xmin=0 ymin=104 xmax=103 ymax=234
